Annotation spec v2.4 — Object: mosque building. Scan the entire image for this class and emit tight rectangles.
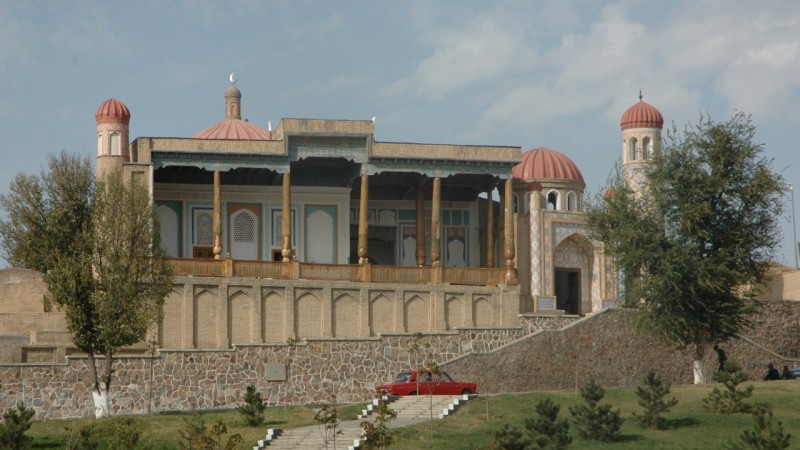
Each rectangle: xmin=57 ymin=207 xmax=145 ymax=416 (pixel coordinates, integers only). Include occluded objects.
xmin=2 ymin=81 xmax=670 ymax=353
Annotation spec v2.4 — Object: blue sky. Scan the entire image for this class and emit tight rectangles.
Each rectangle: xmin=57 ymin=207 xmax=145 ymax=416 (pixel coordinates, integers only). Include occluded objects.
xmin=1 ymin=0 xmax=798 ymax=266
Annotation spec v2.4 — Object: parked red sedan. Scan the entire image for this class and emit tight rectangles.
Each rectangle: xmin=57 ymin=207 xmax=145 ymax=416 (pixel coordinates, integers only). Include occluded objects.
xmin=375 ymin=369 xmax=477 ymax=395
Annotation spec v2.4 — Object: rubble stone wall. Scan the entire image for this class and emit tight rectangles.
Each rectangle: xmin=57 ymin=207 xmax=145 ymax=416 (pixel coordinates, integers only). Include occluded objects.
xmin=1 ymin=302 xmax=798 ymax=420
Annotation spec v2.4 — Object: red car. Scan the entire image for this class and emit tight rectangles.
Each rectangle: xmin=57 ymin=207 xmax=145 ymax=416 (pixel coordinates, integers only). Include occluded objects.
xmin=375 ymin=369 xmax=477 ymax=396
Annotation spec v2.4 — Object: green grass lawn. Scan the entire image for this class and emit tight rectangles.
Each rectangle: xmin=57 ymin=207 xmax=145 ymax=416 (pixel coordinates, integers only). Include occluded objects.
xmin=25 ymin=381 xmax=800 ymax=449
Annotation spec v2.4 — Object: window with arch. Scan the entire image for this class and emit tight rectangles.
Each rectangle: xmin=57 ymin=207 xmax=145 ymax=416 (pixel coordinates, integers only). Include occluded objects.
xmin=629 ymin=138 xmax=639 ymax=161
xmin=547 ymin=190 xmax=560 ymax=210
xmin=643 ymin=137 xmax=652 ymax=159
xmin=110 ymin=132 xmax=121 ymax=156
xmin=566 ymin=191 xmax=578 ymax=211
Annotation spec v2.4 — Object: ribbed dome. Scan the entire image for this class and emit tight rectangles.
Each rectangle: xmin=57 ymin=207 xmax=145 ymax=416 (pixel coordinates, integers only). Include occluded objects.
xmin=95 ymin=99 xmax=130 ymax=125
xmin=193 ymin=119 xmax=272 ymax=140
xmin=620 ymin=98 xmax=663 ymax=130
xmin=512 ymin=147 xmax=585 ymax=184
xmin=193 ymin=81 xmax=271 ymax=140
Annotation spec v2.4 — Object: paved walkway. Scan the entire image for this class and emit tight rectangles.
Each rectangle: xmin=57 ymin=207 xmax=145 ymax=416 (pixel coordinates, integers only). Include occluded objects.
xmin=253 ymin=394 xmax=473 ymax=450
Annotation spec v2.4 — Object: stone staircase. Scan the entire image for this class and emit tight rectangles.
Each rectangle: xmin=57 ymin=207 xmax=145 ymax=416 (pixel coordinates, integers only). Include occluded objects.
xmin=253 ymin=394 xmax=473 ymax=450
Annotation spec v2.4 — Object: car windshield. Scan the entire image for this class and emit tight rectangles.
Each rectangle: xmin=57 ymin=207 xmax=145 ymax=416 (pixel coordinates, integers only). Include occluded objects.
xmin=395 ymin=372 xmax=412 ymax=382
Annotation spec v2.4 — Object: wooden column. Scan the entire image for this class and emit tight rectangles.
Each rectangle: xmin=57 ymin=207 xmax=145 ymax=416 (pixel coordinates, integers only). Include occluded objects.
xmin=281 ymin=172 xmax=293 ymax=262
xmin=213 ymin=170 xmax=222 ymax=260
xmin=416 ymin=186 xmax=425 ymax=266
xmin=503 ymin=178 xmax=517 ymax=283
xmin=358 ymin=174 xmax=369 ymax=264
xmin=486 ymin=189 xmax=495 ymax=268
xmin=431 ymin=176 xmax=441 ymax=267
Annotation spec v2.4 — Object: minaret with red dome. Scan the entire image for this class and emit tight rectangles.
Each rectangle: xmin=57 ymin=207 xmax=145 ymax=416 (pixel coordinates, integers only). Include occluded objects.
xmin=620 ymin=93 xmax=663 ymax=195
xmin=95 ymin=98 xmax=131 ymax=180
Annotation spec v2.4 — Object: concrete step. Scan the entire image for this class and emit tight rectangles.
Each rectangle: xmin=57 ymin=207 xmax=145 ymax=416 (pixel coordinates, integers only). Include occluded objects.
xmin=254 ymin=394 xmax=475 ymax=450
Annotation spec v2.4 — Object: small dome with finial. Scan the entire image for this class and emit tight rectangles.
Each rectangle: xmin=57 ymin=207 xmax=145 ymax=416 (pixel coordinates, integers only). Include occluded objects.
xmin=95 ymin=99 xmax=130 ymax=125
xmin=620 ymin=92 xmax=663 ymax=130
xmin=193 ymin=75 xmax=271 ymax=140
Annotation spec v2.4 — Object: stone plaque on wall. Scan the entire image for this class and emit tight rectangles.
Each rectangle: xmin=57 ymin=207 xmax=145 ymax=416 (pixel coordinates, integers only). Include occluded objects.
xmin=265 ymin=363 xmax=287 ymax=381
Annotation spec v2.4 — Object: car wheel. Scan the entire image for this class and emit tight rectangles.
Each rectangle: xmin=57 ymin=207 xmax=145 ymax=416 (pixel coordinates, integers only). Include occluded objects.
xmin=409 ymin=391 xmax=417 ymax=395
xmin=461 ymin=389 xmax=472 ymax=395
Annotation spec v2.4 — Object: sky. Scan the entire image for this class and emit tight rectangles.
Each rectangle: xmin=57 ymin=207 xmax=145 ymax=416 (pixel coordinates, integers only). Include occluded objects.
xmin=0 ymin=0 xmax=798 ymax=266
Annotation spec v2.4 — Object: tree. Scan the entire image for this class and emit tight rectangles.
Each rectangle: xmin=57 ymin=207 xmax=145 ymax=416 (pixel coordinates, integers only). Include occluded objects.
xmin=704 ymin=360 xmax=754 ymax=414
xmin=0 ymin=403 xmax=36 ymax=450
xmin=586 ymin=112 xmax=785 ymax=384
xmin=568 ymin=379 xmax=623 ymax=442
xmin=0 ymin=154 xmax=173 ymax=418
xmin=525 ymin=398 xmax=571 ymax=449
xmin=360 ymin=399 xmax=397 ymax=450
xmin=634 ymin=369 xmax=678 ymax=429
xmin=237 ymin=385 xmax=267 ymax=426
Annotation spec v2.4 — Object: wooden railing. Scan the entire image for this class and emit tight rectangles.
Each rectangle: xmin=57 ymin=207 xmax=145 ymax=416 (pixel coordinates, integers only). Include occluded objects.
xmin=167 ymin=258 xmax=513 ymax=286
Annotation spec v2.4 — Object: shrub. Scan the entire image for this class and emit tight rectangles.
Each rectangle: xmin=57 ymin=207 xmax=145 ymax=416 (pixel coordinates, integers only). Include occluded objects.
xmin=569 ymin=379 xmax=623 ymax=442
xmin=314 ymin=402 xmax=342 ymax=448
xmin=0 ymin=402 xmax=35 ymax=450
xmin=360 ymin=399 xmax=397 ymax=450
xmin=725 ymin=408 xmax=792 ymax=449
xmin=489 ymin=423 xmax=528 ymax=450
xmin=634 ymin=369 xmax=679 ymax=429
xmin=525 ymin=398 xmax=571 ymax=449
xmin=193 ymin=421 xmax=243 ymax=450
xmin=65 ymin=423 xmax=98 ymax=450
xmin=177 ymin=414 xmax=207 ymax=450
xmin=236 ymin=385 xmax=267 ymax=426
xmin=704 ymin=360 xmax=754 ymax=414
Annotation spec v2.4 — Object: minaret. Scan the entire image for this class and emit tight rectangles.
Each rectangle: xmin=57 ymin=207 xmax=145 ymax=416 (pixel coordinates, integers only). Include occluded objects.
xmin=95 ymin=98 xmax=131 ymax=180
xmin=619 ymin=92 xmax=663 ymax=196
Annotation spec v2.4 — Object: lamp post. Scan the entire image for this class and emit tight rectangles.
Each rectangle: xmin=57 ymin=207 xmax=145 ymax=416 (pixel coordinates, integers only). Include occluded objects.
xmin=791 ymin=184 xmax=798 ymax=268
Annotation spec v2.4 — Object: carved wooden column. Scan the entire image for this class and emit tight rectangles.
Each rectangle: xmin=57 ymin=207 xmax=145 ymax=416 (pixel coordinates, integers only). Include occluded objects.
xmin=486 ymin=189 xmax=495 ymax=268
xmin=281 ymin=172 xmax=293 ymax=262
xmin=416 ymin=186 xmax=425 ymax=266
xmin=213 ymin=170 xmax=222 ymax=260
xmin=358 ymin=174 xmax=369 ymax=264
xmin=503 ymin=178 xmax=517 ymax=283
xmin=431 ymin=176 xmax=441 ymax=267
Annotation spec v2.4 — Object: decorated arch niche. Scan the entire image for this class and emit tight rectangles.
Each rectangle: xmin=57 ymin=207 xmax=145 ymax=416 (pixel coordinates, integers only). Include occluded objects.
xmin=332 ymin=293 xmax=358 ymax=337
xmin=369 ymin=293 xmax=393 ymax=336
xmin=294 ymin=291 xmax=322 ymax=339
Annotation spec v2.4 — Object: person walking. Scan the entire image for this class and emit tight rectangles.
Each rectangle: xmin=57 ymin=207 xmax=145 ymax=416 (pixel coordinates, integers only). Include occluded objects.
xmin=713 ymin=344 xmax=727 ymax=372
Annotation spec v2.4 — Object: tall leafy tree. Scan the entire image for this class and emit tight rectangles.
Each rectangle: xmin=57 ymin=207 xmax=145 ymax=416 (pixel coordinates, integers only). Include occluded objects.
xmin=586 ymin=112 xmax=785 ymax=384
xmin=0 ymin=153 xmax=172 ymax=417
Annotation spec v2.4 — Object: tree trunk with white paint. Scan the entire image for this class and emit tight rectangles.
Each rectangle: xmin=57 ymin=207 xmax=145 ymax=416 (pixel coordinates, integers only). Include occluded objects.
xmin=693 ymin=344 xmax=706 ymax=385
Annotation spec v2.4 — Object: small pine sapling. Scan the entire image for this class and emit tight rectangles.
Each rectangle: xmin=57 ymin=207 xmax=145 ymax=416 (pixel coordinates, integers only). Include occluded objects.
xmin=524 ymin=398 xmax=571 ymax=449
xmin=569 ymin=379 xmax=623 ymax=442
xmin=237 ymin=385 xmax=267 ymax=426
xmin=704 ymin=360 xmax=754 ymax=414
xmin=634 ymin=369 xmax=678 ymax=429
xmin=725 ymin=408 xmax=792 ymax=450
xmin=0 ymin=403 xmax=35 ymax=450
xmin=489 ymin=424 xmax=528 ymax=450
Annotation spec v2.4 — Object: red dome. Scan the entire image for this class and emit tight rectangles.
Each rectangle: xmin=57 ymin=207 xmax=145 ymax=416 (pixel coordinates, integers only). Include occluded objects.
xmin=193 ymin=119 xmax=271 ymax=140
xmin=512 ymin=147 xmax=585 ymax=184
xmin=620 ymin=98 xmax=663 ymax=130
xmin=95 ymin=98 xmax=130 ymax=125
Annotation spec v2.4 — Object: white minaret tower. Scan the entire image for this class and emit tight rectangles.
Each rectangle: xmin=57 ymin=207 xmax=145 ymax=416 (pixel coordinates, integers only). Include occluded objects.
xmin=620 ymin=92 xmax=663 ymax=196
xmin=95 ymin=98 xmax=131 ymax=180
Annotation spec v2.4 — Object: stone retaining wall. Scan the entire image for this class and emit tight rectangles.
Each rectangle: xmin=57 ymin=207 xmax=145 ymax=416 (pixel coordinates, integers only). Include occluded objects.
xmin=443 ymin=302 xmax=800 ymax=393
xmin=1 ymin=302 xmax=797 ymax=420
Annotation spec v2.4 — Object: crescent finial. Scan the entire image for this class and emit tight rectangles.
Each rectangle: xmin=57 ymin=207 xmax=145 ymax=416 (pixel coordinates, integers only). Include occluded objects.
xmin=229 ymin=73 xmax=238 ymax=85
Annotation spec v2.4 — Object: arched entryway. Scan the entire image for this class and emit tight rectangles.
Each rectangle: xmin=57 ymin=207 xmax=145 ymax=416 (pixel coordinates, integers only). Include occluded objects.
xmin=553 ymin=234 xmax=593 ymax=315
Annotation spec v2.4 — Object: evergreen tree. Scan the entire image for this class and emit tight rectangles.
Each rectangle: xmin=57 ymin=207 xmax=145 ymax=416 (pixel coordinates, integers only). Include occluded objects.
xmin=525 ymin=398 xmax=571 ymax=449
xmin=0 ymin=403 xmax=35 ymax=450
xmin=569 ymin=379 xmax=623 ymax=442
xmin=725 ymin=408 xmax=792 ymax=450
xmin=586 ymin=113 xmax=785 ymax=384
xmin=634 ymin=369 xmax=678 ymax=429
xmin=236 ymin=385 xmax=267 ymax=426
xmin=704 ymin=360 xmax=754 ymax=414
